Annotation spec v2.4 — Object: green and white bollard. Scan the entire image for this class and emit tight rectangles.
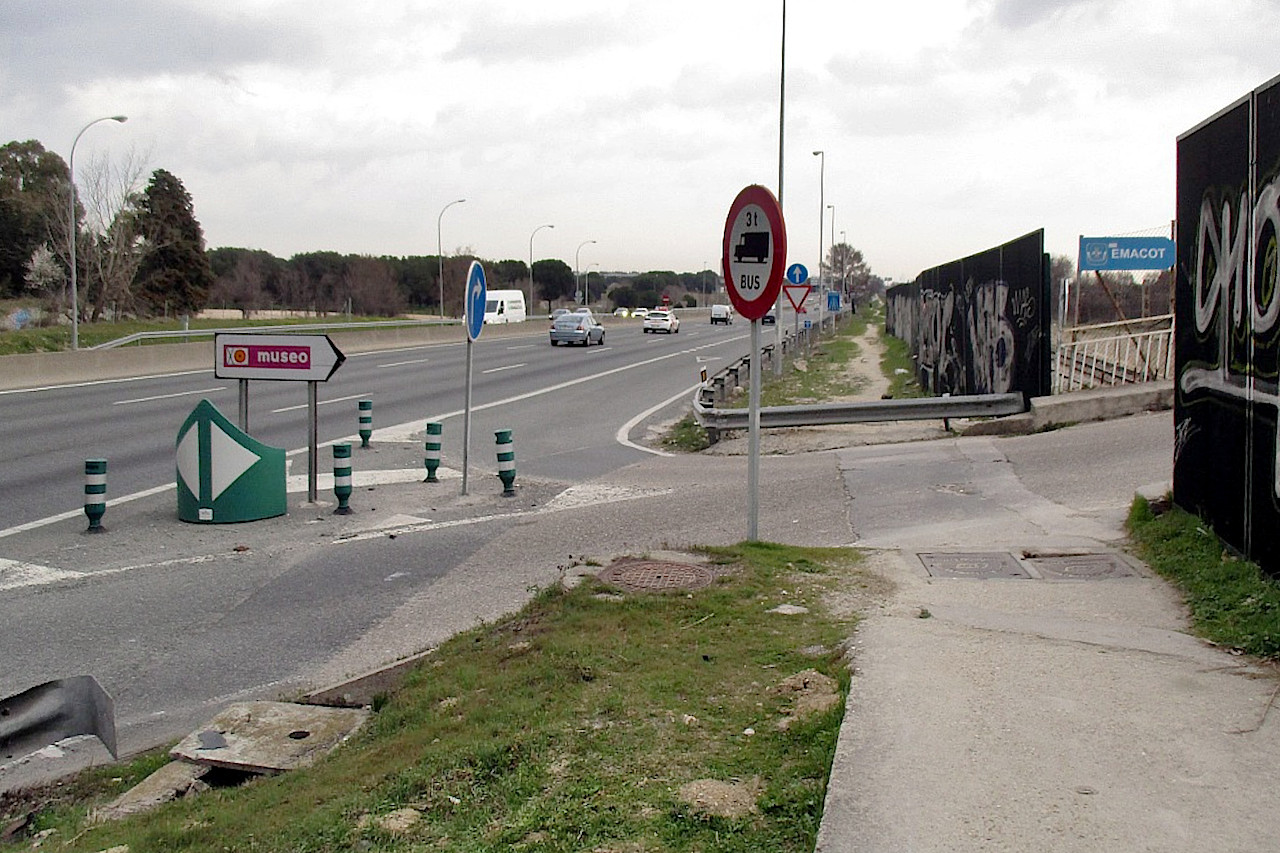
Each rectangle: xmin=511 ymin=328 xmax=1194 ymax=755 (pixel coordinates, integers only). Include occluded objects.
xmin=495 ymin=428 xmax=516 ymax=496
xmin=358 ymin=399 xmax=373 ymax=448
xmin=84 ymin=458 xmax=107 ymax=533
xmin=333 ymin=443 xmax=353 ymax=515
xmin=424 ymin=421 xmax=443 ymax=482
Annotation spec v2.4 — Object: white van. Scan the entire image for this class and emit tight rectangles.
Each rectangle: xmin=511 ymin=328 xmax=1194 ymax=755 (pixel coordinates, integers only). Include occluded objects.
xmin=483 ymin=290 xmax=527 ymax=324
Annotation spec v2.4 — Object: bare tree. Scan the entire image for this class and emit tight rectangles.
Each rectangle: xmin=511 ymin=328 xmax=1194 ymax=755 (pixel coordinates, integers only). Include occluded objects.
xmin=62 ymin=146 xmax=150 ymax=320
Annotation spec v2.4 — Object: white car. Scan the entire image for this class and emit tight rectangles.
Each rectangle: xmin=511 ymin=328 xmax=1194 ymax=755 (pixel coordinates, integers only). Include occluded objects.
xmin=642 ymin=310 xmax=680 ymax=334
xmin=630 ymin=308 xmax=649 ymax=319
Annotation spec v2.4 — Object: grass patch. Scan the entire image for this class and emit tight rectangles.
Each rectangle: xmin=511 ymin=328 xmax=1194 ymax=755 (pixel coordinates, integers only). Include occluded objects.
xmin=1127 ymin=496 xmax=1280 ymax=658
xmin=7 ymin=543 xmax=867 ymax=852
xmin=725 ymin=313 xmax=870 ymax=409
xmin=0 ymin=315 xmax=401 ymax=355
xmin=662 ymin=413 xmax=713 ymax=452
xmin=878 ymin=331 xmax=925 ymax=399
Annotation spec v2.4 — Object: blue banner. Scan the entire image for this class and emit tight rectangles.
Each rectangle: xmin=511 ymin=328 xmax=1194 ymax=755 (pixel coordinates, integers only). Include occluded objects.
xmin=1078 ymin=236 xmax=1175 ymax=271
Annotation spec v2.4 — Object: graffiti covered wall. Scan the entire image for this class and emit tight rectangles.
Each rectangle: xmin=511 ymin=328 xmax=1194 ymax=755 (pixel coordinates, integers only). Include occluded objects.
xmin=884 ymin=230 xmax=1050 ymax=398
xmin=1174 ymin=74 xmax=1280 ymax=573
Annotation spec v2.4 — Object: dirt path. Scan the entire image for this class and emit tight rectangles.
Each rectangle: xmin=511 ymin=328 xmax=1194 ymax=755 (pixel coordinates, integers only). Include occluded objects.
xmin=703 ymin=322 xmax=949 ymax=456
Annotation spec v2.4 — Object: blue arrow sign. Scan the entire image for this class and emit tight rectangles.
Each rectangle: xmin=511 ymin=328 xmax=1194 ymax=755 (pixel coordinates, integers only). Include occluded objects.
xmin=786 ymin=263 xmax=809 ymax=285
xmin=465 ymin=261 xmax=487 ymax=341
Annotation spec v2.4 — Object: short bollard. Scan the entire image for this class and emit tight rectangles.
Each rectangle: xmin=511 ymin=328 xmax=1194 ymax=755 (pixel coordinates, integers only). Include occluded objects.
xmin=358 ymin=399 xmax=373 ymax=448
xmin=333 ymin=443 xmax=353 ymax=515
xmin=84 ymin=458 xmax=107 ymax=533
xmin=424 ymin=421 xmax=443 ymax=482
xmin=495 ymin=428 xmax=516 ymax=496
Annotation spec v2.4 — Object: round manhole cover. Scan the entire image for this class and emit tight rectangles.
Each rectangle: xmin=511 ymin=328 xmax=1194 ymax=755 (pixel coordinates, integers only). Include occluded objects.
xmin=596 ymin=561 xmax=715 ymax=592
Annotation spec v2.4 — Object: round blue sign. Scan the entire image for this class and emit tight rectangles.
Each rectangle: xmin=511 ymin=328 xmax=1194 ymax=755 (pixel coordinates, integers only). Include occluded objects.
xmin=465 ymin=261 xmax=487 ymax=341
xmin=786 ymin=263 xmax=809 ymax=285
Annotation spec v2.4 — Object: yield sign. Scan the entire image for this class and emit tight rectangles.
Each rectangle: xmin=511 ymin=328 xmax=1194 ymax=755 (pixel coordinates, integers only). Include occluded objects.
xmin=783 ymin=283 xmax=811 ymax=312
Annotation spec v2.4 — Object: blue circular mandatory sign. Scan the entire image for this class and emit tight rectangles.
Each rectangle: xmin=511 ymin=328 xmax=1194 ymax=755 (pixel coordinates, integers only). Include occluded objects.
xmin=786 ymin=263 xmax=809 ymax=285
xmin=465 ymin=261 xmax=487 ymax=341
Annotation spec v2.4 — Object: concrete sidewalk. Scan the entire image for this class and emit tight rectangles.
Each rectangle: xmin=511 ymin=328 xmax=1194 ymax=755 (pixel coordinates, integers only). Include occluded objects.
xmin=814 ymin=422 xmax=1280 ymax=852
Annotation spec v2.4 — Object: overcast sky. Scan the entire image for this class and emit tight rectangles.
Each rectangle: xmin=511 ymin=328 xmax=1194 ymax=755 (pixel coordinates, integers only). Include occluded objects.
xmin=5 ymin=0 xmax=1280 ymax=282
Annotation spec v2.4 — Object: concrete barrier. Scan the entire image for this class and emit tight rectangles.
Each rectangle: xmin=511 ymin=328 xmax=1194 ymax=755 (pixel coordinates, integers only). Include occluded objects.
xmin=0 ymin=322 xmax=546 ymax=392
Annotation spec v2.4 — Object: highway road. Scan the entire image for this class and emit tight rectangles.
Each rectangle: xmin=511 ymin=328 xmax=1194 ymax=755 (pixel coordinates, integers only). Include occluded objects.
xmin=1 ymin=315 xmax=763 ymax=755
xmin=0 ymin=317 xmax=749 ymax=532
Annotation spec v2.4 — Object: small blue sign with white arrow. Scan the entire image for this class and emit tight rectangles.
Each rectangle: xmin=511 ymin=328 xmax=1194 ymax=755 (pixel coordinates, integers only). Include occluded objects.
xmin=786 ymin=263 xmax=809 ymax=285
xmin=465 ymin=261 xmax=487 ymax=341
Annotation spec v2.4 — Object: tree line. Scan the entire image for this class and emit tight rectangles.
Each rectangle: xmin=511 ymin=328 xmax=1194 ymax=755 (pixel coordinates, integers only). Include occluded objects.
xmin=2 ymin=139 xmax=212 ymax=322
xmin=5 ymin=136 xmax=894 ymax=325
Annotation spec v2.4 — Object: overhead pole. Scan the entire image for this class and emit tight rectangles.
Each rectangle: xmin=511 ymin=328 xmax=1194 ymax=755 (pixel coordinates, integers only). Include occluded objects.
xmin=774 ymin=0 xmax=786 ymax=376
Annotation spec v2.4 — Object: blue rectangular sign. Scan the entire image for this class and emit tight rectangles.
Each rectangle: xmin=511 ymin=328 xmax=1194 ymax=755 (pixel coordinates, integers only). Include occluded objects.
xmin=1078 ymin=236 xmax=1176 ymax=271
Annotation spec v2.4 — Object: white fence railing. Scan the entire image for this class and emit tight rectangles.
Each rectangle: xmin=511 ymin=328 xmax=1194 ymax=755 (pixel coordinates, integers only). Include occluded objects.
xmin=1054 ymin=315 xmax=1174 ymax=393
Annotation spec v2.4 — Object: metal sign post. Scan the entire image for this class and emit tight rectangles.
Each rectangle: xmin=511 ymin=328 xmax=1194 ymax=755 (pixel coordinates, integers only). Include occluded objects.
xmin=462 ymin=261 xmax=487 ymax=496
xmin=722 ymin=184 xmax=787 ymax=540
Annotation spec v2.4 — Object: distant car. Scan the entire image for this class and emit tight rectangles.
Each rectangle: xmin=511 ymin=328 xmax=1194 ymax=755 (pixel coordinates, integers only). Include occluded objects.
xmin=643 ymin=310 xmax=680 ymax=334
xmin=761 ymin=311 xmax=776 ymax=325
xmin=549 ymin=308 xmax=571 ymax=324
xmin=710 ymin=304 xmax=733 ymax=325
xmin=550 ymin=312 xmax=606 ymax=346
xmin=613 ymin=307 xmax=630 ymax=318
xmin=630 ymin=307 xmax=649 ymax=319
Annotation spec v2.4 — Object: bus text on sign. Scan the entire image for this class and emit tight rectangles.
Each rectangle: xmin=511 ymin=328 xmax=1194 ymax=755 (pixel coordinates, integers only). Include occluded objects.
xmin=721 ymin=184 xmax=786 ymax=322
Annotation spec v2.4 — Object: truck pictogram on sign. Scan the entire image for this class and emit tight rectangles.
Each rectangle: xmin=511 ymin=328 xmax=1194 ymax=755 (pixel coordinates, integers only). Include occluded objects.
xmin=733 ymin=231 xmax=770 ymax=264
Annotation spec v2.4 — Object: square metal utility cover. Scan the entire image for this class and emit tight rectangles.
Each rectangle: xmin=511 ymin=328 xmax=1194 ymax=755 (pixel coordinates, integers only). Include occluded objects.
xmin=1025 ymin=553 xmax=1137 ymax=580
xmin=917 ymin=552 xmax=1030 ymax=579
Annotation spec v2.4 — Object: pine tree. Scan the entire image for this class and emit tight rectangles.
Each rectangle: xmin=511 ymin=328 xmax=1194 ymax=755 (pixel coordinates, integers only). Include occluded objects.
xmin=133 ymin=168 xmax=213 ymax=316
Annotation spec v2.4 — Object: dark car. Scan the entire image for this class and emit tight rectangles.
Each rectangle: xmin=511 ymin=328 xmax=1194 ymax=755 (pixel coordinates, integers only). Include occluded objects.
xmin=762 ymin=311 xmax=776 ymax=325
xmin=550 ymin=312 xmax=605 ymax=346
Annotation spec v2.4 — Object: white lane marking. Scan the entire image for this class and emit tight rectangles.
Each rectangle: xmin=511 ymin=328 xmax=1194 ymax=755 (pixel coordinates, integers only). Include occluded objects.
xmin=0 ymin=334 xmax=748 ymax=536
xmin=113 ymin=387 xmax=226 ymax=406
xmin=482 ymin=363 xmax=527 ymax=374
xmin=615 ymin=383 xmax=701 ymax=457
xmin=335 ymin=484 xmax=673 ymax=544
xmin=272 ymin=392 xmax=368 ymax=414
xmin=0 ymin=558 xmax=84 ymax=590
xmin=1 ymin=553 xmax=238 ymax=592
xmin=0 ymin=484 xmax=175 ymax=541
xmin=0 ymin=369 xmax=214 ymax=396
xmin=378 ymin=357 xmax=431 ymax=368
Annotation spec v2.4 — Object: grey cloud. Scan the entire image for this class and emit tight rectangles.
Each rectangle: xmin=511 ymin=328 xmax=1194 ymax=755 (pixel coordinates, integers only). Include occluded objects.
xmin=1 ymin=0 xmax=317 ymax=100
xmin=442 ymin=12 xmax=641 ymax=65
xmin=985 ymin=0 xmax=1101 ymax=30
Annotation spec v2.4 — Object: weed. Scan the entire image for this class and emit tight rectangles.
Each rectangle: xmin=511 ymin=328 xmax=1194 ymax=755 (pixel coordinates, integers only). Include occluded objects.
xmin=1127 ymin=496 xmax=1280 ymax=658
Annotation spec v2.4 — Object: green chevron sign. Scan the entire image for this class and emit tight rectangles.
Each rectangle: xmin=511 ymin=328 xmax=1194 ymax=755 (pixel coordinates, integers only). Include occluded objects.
xmin=176 ymin=399 xmax=286 ymax=523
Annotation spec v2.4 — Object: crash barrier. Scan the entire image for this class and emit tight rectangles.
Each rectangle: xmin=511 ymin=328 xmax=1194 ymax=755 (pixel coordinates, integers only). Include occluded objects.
xmin=333 ymin=443 xmax=353 ymax=514
xmin=1054 ymin=316 xmax=1174 ymax=393
xmin=358 ymin=399 xmax=373 ymax=447
xmin=1174 ymin=75 xmax=1280 ymax=576
xmin=424 ymin=421 xmax=443 ymax=482
xmin=694 ymin=392 xmax=1027 ymax=437
xmin=495 ymin=429 xmax=516 ymax=496
xmin=0 ymin=675 xmax=117 ymax=764
xmin=84 ymin=458 xmax=107 ymax=533
xmin=886 ymin=229 xmax=1052 ymax=398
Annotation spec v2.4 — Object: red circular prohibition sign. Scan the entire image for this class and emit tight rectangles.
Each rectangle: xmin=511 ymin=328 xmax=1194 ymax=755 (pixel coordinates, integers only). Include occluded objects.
xmin=721 ymin=184 xmax=787 ymax=322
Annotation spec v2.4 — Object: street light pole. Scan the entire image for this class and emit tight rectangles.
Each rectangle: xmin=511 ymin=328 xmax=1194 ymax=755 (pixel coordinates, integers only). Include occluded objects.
xmin=528 ymin=223 xmax=554 ymax=315
xmin=437 ymin=198 xmax=466 ymax=318
xmin=813 ymin=150 xmax=824 ymax=321
xmin=68 ymin=115 xmax=126 ymax=350
xmin=575 ymin=239 xmax=596 ymax=307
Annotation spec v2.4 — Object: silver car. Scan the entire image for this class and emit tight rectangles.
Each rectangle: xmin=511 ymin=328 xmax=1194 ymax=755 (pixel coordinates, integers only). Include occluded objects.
xmin=550 ymin=312 xmax=606 ymax=346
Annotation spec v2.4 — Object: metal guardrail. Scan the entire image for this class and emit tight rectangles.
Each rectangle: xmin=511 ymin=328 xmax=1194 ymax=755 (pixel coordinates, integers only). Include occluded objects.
xmin=693 ymin=392 xmax=1027 ymax=432
xmin=1053 ymin=316 xmax=1174 ymax=393
xmin=90 ymin=318 xmax=458 ymax=349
